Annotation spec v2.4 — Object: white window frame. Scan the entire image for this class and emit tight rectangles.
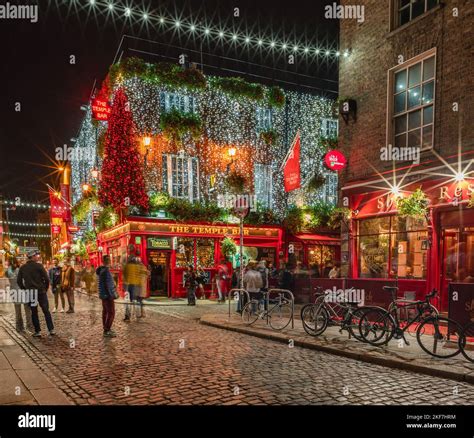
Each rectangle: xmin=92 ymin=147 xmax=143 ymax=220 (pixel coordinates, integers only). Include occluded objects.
xmin=386 ymin=48 xmax=436 ymax=152
xmin=161 ymin=92 xmax=197 ymax=113
xmin=254 ymin=163 xmax=273 ymax=209
xmin=394 ymin=0 xmax=440 ymax=29
xmin=320 ymin=118 xmax=339 ymax=138
xmin=162 ymin=154 xmax=200 ymax=202
xmin=256 ymin=107 xmax=273 ymax=132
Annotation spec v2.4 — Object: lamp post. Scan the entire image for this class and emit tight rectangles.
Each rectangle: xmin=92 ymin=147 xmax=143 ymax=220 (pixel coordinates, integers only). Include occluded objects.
xmin=226 ymin=147 xmax=236 ymax=173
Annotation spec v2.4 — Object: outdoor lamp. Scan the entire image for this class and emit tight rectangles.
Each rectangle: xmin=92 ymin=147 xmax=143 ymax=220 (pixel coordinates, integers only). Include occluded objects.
xmin=91 ymin=168 xmax=99 ymax=179
xmin=228 ymin=147 xmax=236 ymax=158
xmin=143 ymin=136 xmax=151 ymax=146
xmin=82 ymin=183 xmax=91 ymax=193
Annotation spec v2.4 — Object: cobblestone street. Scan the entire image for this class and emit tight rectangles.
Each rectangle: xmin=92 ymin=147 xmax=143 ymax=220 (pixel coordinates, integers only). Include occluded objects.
xmin=1 ymin=292 xmax=473 ymax=406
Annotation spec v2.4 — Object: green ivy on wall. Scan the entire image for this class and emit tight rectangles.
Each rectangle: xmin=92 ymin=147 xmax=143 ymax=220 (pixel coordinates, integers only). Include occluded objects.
xmin=160 ymin=109 xmax=202 ymax=144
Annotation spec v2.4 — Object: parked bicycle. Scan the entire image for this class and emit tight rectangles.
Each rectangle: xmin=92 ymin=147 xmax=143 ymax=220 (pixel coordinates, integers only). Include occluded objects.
xmin=241 ymin=290 xmax=293 ymax=331
xmin=300 ymin=287 xmax=387 ymax=341
xmin=459 ymin=321 xmax=474 ymax=363
xmin=359 ymin=286 xmax=463 ymax=358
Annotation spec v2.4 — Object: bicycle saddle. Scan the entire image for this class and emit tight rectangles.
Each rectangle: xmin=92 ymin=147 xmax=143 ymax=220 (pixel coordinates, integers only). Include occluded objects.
xmin=383 ymin=286 xmax=399 ymax=292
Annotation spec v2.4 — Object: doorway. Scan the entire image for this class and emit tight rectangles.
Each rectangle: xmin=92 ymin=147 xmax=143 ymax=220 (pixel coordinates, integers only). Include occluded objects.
xmin=440 ymin=227 xmax=474 ymax=312
xmin=148 ymin=250 xmax=171 ymax=297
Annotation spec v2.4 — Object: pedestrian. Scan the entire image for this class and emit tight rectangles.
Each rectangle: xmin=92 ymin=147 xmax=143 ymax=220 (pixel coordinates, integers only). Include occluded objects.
xmin=61 ymin=258 xmax=76 ymax=313
xmin=216 ymin=258 xmax=229 ymax=303
xmin=257 ymin=260 xmax=269 ymax=310
xmin=82 ymin=263 xmax=95 ymax=297
xmin=329 ymin=263 xmax=341 ymax=279
xmin=184 ymin=265 xmax=197 ymax=306
xmin=17 ymin=250 xmax=55 ymax=337
xmin=135 ymin=257 xmax=148 ymax=318
xmin=196 ymin=265 xmax=206 ymax=300
xmin=49 ymin=258 xmax=65 ymax=313
xmin=280 ymin=263 xmax=294 ymax=292
xmin=243 ymin=261 xmax=263 ymax=312
xmin=6 ymin=258 xmax=34 ymax=332
xmin=96 ymin=255 xmax=118 ymax=337
xmin=122 ymin=253 xmax=140 ymax=322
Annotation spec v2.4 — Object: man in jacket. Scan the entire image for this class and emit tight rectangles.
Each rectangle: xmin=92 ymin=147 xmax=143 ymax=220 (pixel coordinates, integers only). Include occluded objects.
xmin=61 ymin=259 xmax=76 ymax=313
xmin=122 ymin=254 xmax=141 ymax=321
xmin=17 ymin=251 xmax=55 ymax=337
xmin=243 ymin=261 xmax=264 ymax=312
xmin=97 ymin=255 xmax=117 ymax=337
xmin=49 ymin=258 xmax=64 ymax=312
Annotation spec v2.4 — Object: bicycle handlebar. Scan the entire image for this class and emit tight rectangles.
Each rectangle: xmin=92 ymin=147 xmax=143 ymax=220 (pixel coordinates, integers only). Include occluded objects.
xmin=425 ymin=289 xmax=437 ymax=301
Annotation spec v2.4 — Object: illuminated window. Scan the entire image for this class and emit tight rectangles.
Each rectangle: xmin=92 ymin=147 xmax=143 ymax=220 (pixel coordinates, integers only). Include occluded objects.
xmin=256 ymin=107 xmax=272 ymax=131
xmin=320 ymin=118 xmax=338 ymax=138
xmin=162 ymin=154 xmax=199 ymax=202
xmin=254 ymin=163 xmax=272 ymax=208
xmin=391 ymin=51 xmax=435 ymax=151
xmin=160 ymin=92 xmax=197 ymax=113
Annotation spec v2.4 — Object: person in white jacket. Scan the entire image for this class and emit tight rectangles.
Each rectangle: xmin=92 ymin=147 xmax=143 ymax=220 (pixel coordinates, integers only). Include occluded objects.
xmin=243 ymin=261 xmax=263 ymax=312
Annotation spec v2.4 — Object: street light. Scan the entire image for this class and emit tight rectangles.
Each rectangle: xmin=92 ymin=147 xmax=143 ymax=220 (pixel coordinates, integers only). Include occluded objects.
xmin=82 ymin=183 xmax=91 ymax=193
xmin=143 ymin=136 xmax=151 ymax=146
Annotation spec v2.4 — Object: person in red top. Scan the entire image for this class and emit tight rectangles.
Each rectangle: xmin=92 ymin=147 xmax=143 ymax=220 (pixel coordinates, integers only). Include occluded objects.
xmin=216 ymin=258 xmax=229 ymax=303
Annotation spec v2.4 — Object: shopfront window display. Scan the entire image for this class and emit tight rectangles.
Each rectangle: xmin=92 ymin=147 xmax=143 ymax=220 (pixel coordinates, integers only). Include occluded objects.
xmin=357 ymin=215 xmax=428 ymax=279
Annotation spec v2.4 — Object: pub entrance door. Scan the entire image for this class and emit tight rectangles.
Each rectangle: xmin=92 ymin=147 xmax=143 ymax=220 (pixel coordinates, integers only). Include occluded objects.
xmin=440 ymin=226 xmax=474 ymax=313
xmin=148 ymin=250 xmax=171 ymax=297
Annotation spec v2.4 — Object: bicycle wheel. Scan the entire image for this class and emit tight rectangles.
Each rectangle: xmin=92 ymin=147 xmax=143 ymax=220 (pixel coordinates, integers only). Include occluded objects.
xmin=301 ymin=303 xmax=328 ymax=336
xmin=347 ymin=306 xmax=377 ymax=342
xmin=459 ymin=321 xmax=474 ymax=363
xmin=269 ymin=301 xmax=293 ymax=331
xmin=241 ymin=301 xmax=259 ymax=325
xmin=358 ymin=308 xmax=394 ymax=346
xmin=417 ymin=316 xmax=462 ymax=359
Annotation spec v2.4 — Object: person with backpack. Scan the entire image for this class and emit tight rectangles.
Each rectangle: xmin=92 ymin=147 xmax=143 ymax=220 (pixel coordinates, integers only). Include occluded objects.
xmin=96 ymin=255 xmax=118 ymax=337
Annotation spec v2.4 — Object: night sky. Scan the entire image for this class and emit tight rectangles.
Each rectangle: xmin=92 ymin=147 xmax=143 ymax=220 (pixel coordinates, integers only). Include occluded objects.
xmin=0 ymin=0 xmax=338 ymax=216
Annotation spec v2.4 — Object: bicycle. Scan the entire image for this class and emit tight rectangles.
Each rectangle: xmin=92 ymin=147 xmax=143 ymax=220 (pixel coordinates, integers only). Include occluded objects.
xmin=359 ymin=286 xmax=463 ymax=358
xmin=300 ymin=287 xmax=387 ymax=341
xmin=459 ymin=321 xmax=474 ymax=363
xmin=241 ymin=291 xmax=293 ymax=331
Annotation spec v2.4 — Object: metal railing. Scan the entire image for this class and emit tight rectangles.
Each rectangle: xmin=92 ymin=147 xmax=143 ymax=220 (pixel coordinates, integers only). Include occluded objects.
xmin=267 ymin=288 xmax=295 ymax=329
xmin=227 ymin=288 xmax=250 ymax=319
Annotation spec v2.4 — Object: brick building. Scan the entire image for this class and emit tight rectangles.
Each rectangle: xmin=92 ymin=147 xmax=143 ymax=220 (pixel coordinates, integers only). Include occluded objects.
xmin=337 ymin=0 xmax=474 ymax=314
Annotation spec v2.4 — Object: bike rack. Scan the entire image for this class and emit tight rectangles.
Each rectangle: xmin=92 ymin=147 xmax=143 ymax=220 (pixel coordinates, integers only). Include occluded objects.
xmin=267 ymin=288 xmax=295 ymax=329
xmin=227 ymin=288 xmax=250 ymax=319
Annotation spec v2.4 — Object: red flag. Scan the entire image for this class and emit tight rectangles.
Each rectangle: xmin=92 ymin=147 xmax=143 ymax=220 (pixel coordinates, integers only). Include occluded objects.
xmin=49 ymin=188 xmax=67 ymax=220
xmin=283 ymin=132 xmax=301 ymax=192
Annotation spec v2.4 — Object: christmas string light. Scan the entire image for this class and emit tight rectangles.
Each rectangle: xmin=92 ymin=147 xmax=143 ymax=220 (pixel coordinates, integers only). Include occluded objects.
xmin=71 ymin=66 xmax=339 ymax=223
xmin=78 ymin=0 xmax=346 ymax=58
xmin=1 ymin=232 xmax=51 ymax=238
xmin=0 ymin=221 xmax=51 ymax=227
xmin=1 ymin=200 xmax=65 ymax=209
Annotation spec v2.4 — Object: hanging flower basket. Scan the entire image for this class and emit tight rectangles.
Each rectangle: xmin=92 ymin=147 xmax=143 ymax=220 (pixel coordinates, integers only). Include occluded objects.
xmin=225 ymin=171 xmax=246 ymax=194
xmin=160 ymin=109 xmax=202 ymax=144
xmin=221 ymin=237 xmax=238 ymax=260
xmin=396 ymin=188 xmax=430 ymax=219
xmin=259 ymin=129 xmax=279 ymax=146
xmin=306 ymin=173 xmax=327 ymax=192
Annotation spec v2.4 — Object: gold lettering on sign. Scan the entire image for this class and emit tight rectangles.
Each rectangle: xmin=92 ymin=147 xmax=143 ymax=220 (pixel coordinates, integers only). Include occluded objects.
xmin=439 ymin=186 xmax=449 ymax=201
xmin=454 ymin=185 xmax=463 ymax=198
xmin=377 ymin=198 xmax=384 ymax=210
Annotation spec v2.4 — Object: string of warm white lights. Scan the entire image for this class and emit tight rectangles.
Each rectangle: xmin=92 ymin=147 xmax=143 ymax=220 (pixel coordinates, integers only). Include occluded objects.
xmin=2 ymin=200 xmax=70 ymax=210
xmin=1 ymin=232 xmax=51 ymax=238
xmin=1 ymin=221 xmax=51 ymax=227
xmin=82 ymin=0 xmax=348 ymax=58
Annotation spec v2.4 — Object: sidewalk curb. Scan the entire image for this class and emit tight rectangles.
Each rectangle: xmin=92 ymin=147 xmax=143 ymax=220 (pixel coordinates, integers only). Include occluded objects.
xmin=200 ymin=317 xmax=474 ymax=385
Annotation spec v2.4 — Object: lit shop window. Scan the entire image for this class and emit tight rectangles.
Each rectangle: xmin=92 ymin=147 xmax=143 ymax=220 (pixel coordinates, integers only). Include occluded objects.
xmin=357 ymin=216 xmax=428 ymax=279
xmin=196 ymin=238 xmax=215 ymax=268
xmin=307 ymin=245 xmax=337 ymax=277
xmin=396 ymin=0 xmax=439 ymax=28
xmin=162 ymin=154 xmax=199 ymax=202
xmin=256 ymin=107 xmax=273 ymax=132
xmin=254 ymin=163 xmax=272 ymax=208
xmin=175 ymin=237 xmax=194 ymax=268
xmin=392 ymin=52 xmax=435 ymax=151
xmin=320 ymin=118 xmax=339 ymax=138
xmin=160 ymin=92 xmax=197 ymax=113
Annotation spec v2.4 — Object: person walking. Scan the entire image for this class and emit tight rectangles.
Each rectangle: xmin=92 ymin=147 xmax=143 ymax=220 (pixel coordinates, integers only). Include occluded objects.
xmin=61 ymin=259 xmax=76 ymax=313
xmin=243 ymin=261 xmax=263 ymax=312
xmin=49 ymin=259 xmax=65 ymax=313
xmin=122 ymin=254 xmax=140 ymax=322
xmin=17 ymin=251 xmax=55 ymax=337
xmin=257 ymin=260 xmax=269 ymax=310
xmin=280 ymin=263 xmax=294 ymax=292
xmin=96 ymin=255 xmax=118 ymax=337
xmin=196 ymin=265 xmax=206 ymax=300
xmin=135 ymin=257 xmax=148 ymax=318
xmin=216 ymin=258 xmax=229 ymax=303
xmin=6 ymin=258 xmax=34 ymax=333
xmin=184 ymin=265 xmax=197 ymax=306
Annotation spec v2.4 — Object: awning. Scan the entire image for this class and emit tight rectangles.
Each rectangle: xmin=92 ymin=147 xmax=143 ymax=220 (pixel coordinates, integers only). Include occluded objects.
xmin=293 ymin=234 xmax=340 ymax=245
